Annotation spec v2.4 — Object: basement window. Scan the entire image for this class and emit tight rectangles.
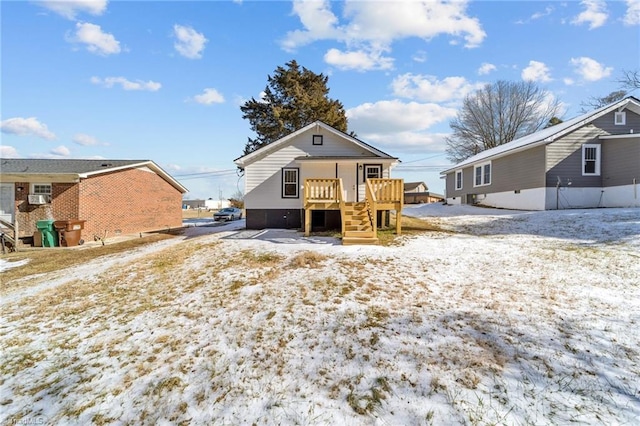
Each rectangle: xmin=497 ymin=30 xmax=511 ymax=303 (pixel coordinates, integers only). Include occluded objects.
xmin=614 ymin=111 xmax=626 ymax=125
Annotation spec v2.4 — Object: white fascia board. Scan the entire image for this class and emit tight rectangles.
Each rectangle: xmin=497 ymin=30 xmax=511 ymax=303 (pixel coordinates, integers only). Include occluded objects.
xmin=441 ymin=97 xmax=640 ymax=176
xmin=80 ymin=161 xmax=188 ymax=193
xmin=234 ymin=121 xmax=397 ymax=168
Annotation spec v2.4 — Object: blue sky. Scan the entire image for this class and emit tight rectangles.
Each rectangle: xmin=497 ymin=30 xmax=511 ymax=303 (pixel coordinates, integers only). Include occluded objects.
xmin=2 ymin=0 xmax=639 ymax=199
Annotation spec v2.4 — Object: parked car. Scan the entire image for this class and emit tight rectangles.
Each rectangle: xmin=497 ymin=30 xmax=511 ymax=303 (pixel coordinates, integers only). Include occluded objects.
xmin=213 ymin=207 xmax=243 ymax=221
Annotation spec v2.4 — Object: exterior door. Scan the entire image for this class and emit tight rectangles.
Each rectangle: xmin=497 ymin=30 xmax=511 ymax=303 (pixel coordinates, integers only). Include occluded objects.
xmin=0 ymin=183 xmax=14 ymax=224
xmin=338 ymin=164 xmax=357 ymax=202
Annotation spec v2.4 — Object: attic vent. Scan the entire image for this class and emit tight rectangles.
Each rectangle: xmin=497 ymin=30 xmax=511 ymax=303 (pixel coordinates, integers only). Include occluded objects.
xmin=614 ymin=111 xmax=626 ymax=125
xmin=101 ymin=163 xmax=113 ymax=167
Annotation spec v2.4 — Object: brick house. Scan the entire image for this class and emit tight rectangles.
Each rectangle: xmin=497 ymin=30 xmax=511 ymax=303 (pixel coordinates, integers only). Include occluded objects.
xmin=0 ymin=159 xmax=188 ymax=246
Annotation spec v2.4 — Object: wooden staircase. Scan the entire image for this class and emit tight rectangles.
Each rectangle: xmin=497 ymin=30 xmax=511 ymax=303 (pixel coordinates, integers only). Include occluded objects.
xmin=342 ymin=202 xmax=378 ymax=245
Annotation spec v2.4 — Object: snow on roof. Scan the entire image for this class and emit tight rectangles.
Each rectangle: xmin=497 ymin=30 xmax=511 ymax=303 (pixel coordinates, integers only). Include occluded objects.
xmin=441 ymin=96 xmax=640 ymax=175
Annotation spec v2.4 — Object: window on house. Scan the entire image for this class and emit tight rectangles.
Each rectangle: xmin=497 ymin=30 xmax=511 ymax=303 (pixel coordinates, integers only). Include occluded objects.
xmin=282 ymin=168 xmax=299 ymax=198
xmin=614 ymin=111 xmax=626 ymax=125
xmin=473 ymin=162 xmax=491 ymax=187
xmin=455 ymin=170 xmax=463 ymax=190
xmin=312 ymin=135 xmax=323 ymax=145
xmin=582 ymin=144 xmax=601 ymax=176
xmin=32 ymin=184 xmax=52 ymax=195
xmin=363 ymin=164 xmax=382 ymax=182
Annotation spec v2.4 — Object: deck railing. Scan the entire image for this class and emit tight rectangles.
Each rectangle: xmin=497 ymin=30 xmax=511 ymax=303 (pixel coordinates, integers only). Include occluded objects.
xmin=304 ymin=178 xmax=342 ymax=203
xmin=368 ymin=178 xmax=404 ymax=203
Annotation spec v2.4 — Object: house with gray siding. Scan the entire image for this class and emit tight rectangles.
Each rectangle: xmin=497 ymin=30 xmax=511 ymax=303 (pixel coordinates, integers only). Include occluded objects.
xmin=441 ymin=96 xmax=640 ymax=210
xmin=234 ymin=121 xmax=402 ymax=241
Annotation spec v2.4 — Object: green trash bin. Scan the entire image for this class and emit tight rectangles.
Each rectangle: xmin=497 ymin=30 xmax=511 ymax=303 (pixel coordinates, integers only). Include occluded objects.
xmin=36 ymin=220 xmax=58 ymax=247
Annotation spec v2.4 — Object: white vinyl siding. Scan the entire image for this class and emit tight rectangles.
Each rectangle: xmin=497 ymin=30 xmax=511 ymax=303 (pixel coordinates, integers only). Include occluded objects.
xmin=582 ymin=144 xmax=601 ymax=176
xmin=242 ymin=127 xmax=395 ymax=210
xmin=473 ymin=162 xmax=491 ymax=187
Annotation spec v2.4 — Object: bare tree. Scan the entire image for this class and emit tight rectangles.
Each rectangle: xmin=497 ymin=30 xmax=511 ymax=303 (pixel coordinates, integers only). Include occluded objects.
xmin=581 ymin=90 xmax=627 ymax=112
xmin=618 ymin=69 xmax=640 ymax=91
xmin=445 ymin=80 xmax=561 ymax=163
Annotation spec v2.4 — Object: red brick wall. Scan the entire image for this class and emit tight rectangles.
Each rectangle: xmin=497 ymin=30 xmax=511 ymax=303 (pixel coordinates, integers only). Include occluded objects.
xmin=77 ymin=167 xmax=183 ymax=240
xmin=15 ymin=182 xmax=80 ymax=239
xmin=15 ymin=168 xmax=183 ymax=242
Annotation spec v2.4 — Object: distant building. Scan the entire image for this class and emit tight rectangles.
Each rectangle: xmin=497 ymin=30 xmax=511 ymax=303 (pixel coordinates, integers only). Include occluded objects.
xmin=403 ymin=181 xmax=445 ymax=204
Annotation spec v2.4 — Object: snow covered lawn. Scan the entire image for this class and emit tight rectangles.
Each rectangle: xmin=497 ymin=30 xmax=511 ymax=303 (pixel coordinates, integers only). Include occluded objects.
xmin=1 ymin=205 xmax=639 ymax=425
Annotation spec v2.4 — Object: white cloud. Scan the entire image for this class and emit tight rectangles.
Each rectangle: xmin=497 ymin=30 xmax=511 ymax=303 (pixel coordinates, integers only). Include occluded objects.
xmin=173 ymin=25 xmax=207 ymax=59
xmin=324 ymin=48 xmax=393 ymax=71
xmin=280 ymin=0 xmax=342 ymax=51
xmin=73 ymin=133 xmax=107 ymax=146
xmin=412 ymin=51 xmax=427 ymax=63
xmin=0 ymin=145 xmax=20 ymax=158
xmin=347 ymin=100 xmax=457 ymax=134
xmin=477 ymin=63 xmax=496 ymax=75
xmin=391 ymin=74 xmax=484 ymax=103
xmin=0 ymin=117 xmax=56 ymax=140
xmin=570 ymin=57 xmax=612 ymax=81
xmin=36 ymin=0 xmax=108 ymax=20
xmin=69 ymin=22 xmax=121 ymax=55
xmin=572 ymin=0 xmax=608 ymax=29
xmin=192 ymin=88 xmax=225 ymax=105
xmin=91 ymin=76 xmax=161 ymax=91
xmin=282 ymin=0 xmax=486 ymax=71
xmin=521 ymin=60 xmax=552 ymax=82
xmin=624 ymin=0 xmax=640 ymax=25
xmin=531 ymin=6 xmax=554 ymax=20
xmin=51 ymin=145 xmax=71 ymax=156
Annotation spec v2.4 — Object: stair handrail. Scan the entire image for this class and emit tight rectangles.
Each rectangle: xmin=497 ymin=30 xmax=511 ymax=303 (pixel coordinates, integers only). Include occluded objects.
xmin=337 ymin=179 xmax=346 ymax=236
xmin=0 ymin=217 xmax=18 ymax=253
xmin=364 ymin=179 xmax=377 ymax=233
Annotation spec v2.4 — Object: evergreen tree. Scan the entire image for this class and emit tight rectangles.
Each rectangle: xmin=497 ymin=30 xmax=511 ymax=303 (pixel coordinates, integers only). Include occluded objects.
xmin=240 ymin=60 xmax=348 ymax=155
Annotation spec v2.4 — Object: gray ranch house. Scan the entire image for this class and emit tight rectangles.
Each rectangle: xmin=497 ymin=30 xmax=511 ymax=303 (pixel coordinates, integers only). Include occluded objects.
xmin=234 ymin=121 xmax=404 ymax=245
xmin=441 ymin=96 xmax=640 ymax=210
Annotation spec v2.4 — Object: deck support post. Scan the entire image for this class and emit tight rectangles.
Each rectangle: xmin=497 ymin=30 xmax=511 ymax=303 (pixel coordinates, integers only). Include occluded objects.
xmin=304 ymin=208 xmax=311 ymax=236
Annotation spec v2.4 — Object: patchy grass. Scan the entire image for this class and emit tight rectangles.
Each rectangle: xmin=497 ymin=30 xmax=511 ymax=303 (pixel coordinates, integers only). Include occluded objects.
xmin=0 ymin=234 xmax=175 ymax=293
xmin=377 ymin=213 xmax=450 ymax=246
xmin=288 ymin=251 xmax=329 ymax=269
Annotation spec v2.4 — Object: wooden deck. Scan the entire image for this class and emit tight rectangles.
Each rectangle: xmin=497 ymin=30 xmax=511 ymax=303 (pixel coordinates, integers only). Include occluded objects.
xmin=303 ymin=178 xmax=403 ymax=245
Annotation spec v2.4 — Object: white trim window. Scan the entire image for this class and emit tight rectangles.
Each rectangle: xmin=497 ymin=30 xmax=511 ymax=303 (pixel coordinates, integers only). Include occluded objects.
xmin=473 ymin=162 xmax=491 ymax=187
xmin=363 ymin=164 xmax=382 ymax=181
xmin=582 ymin=144 xmax=601 ymax=176
xmin=282 ymin=168 xmax=299 ymax=198
xmin=31 ymin=183 xmax=52 ymax=196
xmin=455 ymin=170 xmax=463 ymax=190
xmin=614 ymin=111 xmax=626 ymax=125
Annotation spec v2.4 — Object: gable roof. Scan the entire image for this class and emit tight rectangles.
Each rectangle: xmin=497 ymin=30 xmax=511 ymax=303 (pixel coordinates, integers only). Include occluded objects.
xmin=234 ymin=121 xmax=398 ymax=168
xmin=0 ymin=159 xmax=188 ymax=193
xmin=404 ymin=181 xmax=428 ymax=191
xmin=441 ymin=96 xmax=640 ymax=175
